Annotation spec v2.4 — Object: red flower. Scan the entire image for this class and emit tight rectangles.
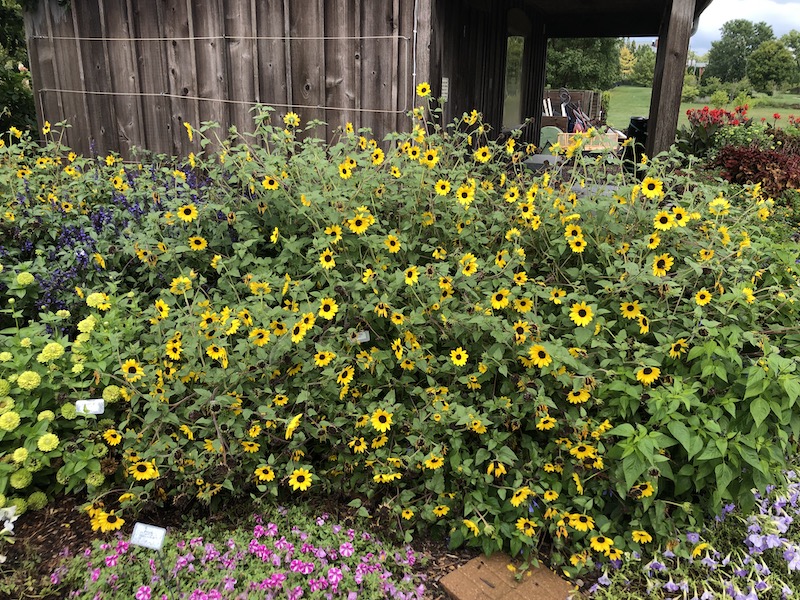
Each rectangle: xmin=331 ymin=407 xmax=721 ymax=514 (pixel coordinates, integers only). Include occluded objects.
xmin=774 ymin=113 xmax=781 ymax=120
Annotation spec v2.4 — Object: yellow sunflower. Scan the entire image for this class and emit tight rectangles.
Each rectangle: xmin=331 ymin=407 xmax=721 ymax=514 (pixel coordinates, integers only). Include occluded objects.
xmin=636 ymin=366 xmax=661 ymax=385
xmin=288 ymin=468 xmax=313 ymax=491
xmin=641 ymin=177 xmax=664 ymax=199
xmin=652 ymin=253 xmax=674 ymax=277
xmin=569 ymin=302 xmax=593 ymax=327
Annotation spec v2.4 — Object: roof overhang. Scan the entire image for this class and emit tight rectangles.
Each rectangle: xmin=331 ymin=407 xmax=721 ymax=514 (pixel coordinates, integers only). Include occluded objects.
xmin=517 ymin=0 xmax=714 ymax=38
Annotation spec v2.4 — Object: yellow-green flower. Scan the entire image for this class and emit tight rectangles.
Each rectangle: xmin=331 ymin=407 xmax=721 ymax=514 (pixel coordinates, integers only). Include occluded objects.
xmin=37 ymin=433 xmax=60 ymax=452
xmin=18 ymin=371 xmax=42 ymax=391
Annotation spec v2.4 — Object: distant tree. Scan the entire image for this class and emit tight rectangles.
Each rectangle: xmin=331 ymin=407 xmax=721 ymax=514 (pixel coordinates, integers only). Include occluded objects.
xmin=619 ymin=45 xmax=636 ymax=80
xmin=705 ymin=19 xmax=774 ymax=83
xmin=747 ymin=40 xmax=797 ymax=93
xmin=781 ymin=30 xmax=800 ymax=85
xmin=631 ymin=44 xmax=656 ymax=87
xmin=546 ymin=38 xmax=621 ymax=90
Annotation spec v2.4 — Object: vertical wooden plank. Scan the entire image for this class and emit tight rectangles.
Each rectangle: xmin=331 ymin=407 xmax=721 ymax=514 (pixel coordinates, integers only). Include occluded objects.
xmin=73 ymin=0 xmax=118 ymax=156
xmin=360 ymin=0 xmax=394 ymax=138
xmin=324 ymin=0 xmax=357 ymax=131
xmin=225 ymin=0 xmax=257 ymax=137
xmin=415 ymin=0 xmax=433 ymax=106
xmin=163 ymin=0 xmax=196 ymax=155
xmin=647 ymin=0 xmax=696 ymax=156
xmin=283 ymin=0 xmax=293 ymax=108
xmin=255 ymin=0 xmax=288 ymax=115
xmin=103 ymin=0 xmax=145 ymax=158
xmin=250 ymin=0 xmax=260 ymax=104
xmin=288 ymin=0 xmax=326 ymax=135
xmin=192 ymin=0 xmax=228 ymax=132
xmin=133 ymin=0 xmax=172 ymax=155
xmin=523 ymin=18 xmax=547 ymax=146
xmin=389 ymin=0 xmax=400 ymax=134
xmin=396 ymin=0 xmax=416 ymax=133
xmin=24 ymin=3 xmax=63 ymax=142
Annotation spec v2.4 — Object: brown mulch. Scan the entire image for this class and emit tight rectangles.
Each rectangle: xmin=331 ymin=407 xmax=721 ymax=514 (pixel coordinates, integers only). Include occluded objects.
xmin=2 ymin=497 xmax=477 ymax=600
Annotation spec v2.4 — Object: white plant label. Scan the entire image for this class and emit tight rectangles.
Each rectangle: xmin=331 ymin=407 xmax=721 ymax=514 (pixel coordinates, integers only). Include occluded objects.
xmin=131 ymin=523 xmax=166 ymax=551
xmin=355 ymin=330 xmax=370 ymax=343
xmin=75 ymin=399 xmax=105 ymax=415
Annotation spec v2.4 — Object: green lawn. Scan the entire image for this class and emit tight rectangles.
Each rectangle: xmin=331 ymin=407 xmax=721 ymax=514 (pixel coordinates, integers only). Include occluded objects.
xmin=606 ymin=85 xmax=800 ymax=131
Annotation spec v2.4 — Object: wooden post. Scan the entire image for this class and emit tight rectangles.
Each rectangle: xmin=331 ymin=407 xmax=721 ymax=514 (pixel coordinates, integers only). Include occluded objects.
xmin=521 ymin=19 xmax=546 ymax=148
xmin=647 ymin=0 xmax=695 ymax=156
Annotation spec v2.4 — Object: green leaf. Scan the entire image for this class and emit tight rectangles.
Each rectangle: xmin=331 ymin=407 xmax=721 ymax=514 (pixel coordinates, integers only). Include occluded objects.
xmin=606 ymin=423 xmax=635 ymax=437
xmin=750 ymin=398 xmax=770 ymax=428
xmin=783 ymin=376 xmax=800 ymax=407
xmin=667 ymin=421 xmax=703 ymax=459
xmin=714 ymin=463 xmax=733 ymax=496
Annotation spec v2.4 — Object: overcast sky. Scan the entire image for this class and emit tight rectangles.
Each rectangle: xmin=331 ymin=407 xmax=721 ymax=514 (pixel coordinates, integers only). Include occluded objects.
xmin=690 ymin=0 xmax=800 ymax=56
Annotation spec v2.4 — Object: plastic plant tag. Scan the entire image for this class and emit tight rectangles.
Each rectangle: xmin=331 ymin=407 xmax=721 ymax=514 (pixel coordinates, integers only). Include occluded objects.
xmin=131 ymin=523 xmax=167 ymax=550
xmin=75 ymin=399 xmax=105 ymax=415
xmin=355 ymin=330 xmax=370 ymax=343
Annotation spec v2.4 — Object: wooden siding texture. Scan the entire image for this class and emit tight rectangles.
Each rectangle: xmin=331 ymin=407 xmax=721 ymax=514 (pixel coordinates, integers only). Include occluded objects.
xmin=24 ymin=0 xmax=418 ymax=158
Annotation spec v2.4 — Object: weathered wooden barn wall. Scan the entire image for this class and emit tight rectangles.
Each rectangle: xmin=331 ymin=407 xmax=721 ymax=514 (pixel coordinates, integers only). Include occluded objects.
xmin=428 ymin=0 xmax=547 ymax=142
xmin=24 ymin=0 xmax=420 ymax=159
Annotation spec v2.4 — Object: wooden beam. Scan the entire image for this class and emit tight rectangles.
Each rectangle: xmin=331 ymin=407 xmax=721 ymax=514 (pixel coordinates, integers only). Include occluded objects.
xmin=522 ymin=18 xmax=546 ymax=147
xmin=647 ymin=0 xmax=695 ymax=156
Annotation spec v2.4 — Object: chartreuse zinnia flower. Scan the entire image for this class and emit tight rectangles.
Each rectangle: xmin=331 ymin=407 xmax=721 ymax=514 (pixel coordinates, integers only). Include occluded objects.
xmin=2 ymin=411 xmax=22 ymax=431
xmin=37 ymin=433 xmax=60 ymax=452
xmin=18 ymin=370 xmax=41 ymax=390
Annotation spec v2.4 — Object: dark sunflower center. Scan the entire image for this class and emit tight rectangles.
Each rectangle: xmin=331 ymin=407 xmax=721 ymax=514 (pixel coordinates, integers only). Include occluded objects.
xmin=128 ymin=366 xmax=137 ymax=373
xmin=136 ymin=464 xmax=147 ymax=472
xmin=659 ymin=216 xmax=668 ymax=223
xmin=578 ymin=309 xmax=587 ymax=317
xmin=496 ymin=294 xmax=504 ymax=301
xmin=107 ymin=515 xmax=119 ymax=524
xmin=323 ymin=303 xmax=331 ymax=311
xmin=647 ymin=183 xmax=656 ymax=191
xmin=355 ymin=219 xmax=363 ymax=226
xmin=597 ymin=537 xmax=606 ymax=543
xmin=657 ymin=260 xmax=665 ymax=269
xmin=538 ymin=351 xmax=546 ymax=359
xmin=296 ymin=475 xmax=305 ymax=483
xmin=379 ymin=415 xmax=387 ymax=423
xmin=324 ymin=254 xmax=332 ymax=262
xmin=644 ymin=368 xmax=652 ymax=375
xmin=579 ymin=516 xmax=588 ymax=522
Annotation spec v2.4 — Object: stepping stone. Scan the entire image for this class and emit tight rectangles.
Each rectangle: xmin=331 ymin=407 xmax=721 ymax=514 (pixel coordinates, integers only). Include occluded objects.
xmin=441 ymin=552 xmax=573 ymax=600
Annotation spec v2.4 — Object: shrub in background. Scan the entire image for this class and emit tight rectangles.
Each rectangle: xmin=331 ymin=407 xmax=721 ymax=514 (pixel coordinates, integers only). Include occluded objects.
xmin=3 ymin=104 xmax=800 ymax=578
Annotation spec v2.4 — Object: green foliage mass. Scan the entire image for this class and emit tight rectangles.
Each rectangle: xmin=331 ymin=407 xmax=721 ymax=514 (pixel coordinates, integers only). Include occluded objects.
xmin=747 ymin=40 xmax=798 ymax=93
xmin=546 ymin=37 xmax=621 ymax=91
xmin=2 ymin=107 xmax=800 ymax=578
xmin=0 ymin=0 xmax=36 ymax=132
xmin=705 ymin=19 xmax=775 ymax=83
